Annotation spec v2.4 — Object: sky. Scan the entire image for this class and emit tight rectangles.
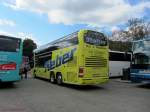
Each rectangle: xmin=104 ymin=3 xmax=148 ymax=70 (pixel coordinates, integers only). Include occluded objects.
xmin=0 ymin=0 xmax=149 ymax=46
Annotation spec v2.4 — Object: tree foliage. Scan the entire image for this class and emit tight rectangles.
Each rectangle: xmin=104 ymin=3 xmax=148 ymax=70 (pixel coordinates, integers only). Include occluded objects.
xmin=127 ymin=18 xmax=150 ymax=40
xmin=109 ymin=18 xmax=149 ymax=52
xmin=110 ymin=18 xmax=150 ymax=42
xmin=109 ymin=40 xmax=132 ymax=52
xmin=23 ymin=38 xmax=37 ymax=60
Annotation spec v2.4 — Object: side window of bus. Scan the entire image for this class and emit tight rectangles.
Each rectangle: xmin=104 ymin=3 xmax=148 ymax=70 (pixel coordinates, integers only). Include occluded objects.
xmin=55 ymin=34 xmax=78 ymax=49
xmin=109 ymin=52 xmax=131 ymax=61
xmin=35 ymin=51 xmax=52 ymax=67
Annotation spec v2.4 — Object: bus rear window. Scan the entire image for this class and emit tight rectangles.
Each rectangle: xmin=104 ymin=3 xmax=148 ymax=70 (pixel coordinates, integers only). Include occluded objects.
xmin=0 ymin=36 xmax=21 ymax=52
xmin=84 ymin=31 xmax=107 ymax=46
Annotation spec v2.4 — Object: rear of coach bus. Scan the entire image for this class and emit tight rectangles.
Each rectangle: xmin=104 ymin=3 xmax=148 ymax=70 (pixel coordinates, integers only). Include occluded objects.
xmin=0 ymin=35 xmax=22 ymax=82
xmin=77 ymin=30 xmax=109 ymax=85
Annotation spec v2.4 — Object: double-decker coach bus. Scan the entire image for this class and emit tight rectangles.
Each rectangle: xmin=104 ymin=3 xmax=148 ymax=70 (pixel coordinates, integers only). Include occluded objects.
xmin=130 ymin=38 xmax=150 ymax=82
xmin=0 ymin=35 xmax=22 ymax=82
xmin=33 ymin=30 xmax=109 ymax=85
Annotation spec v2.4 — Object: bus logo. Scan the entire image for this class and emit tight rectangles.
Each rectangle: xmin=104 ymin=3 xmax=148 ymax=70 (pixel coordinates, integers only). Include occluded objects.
xmin=45 ymin=48 xmax=77 ymax=70
xmin=0 ymin=63 xmax=16 ymax=70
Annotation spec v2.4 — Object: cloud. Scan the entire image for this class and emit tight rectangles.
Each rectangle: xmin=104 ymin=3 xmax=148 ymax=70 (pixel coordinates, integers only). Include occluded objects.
xmin=111 ymin=26 xmax=121 ymax=32
xmin=17 ymin=32 xmax=42 ymax=46
xmin=0 ymin=30 xmax=15 ymax=36
xmin=0 ymin=19 xmax=16 ymax=26
xmin=0 ymin=30 xmax=41 ymax=46
xmin=2 ymin=0 xmax=150 ymax=27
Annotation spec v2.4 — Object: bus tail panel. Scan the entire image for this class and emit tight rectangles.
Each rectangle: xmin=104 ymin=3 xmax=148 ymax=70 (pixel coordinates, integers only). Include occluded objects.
xmin=77 ymin=77 xmax=109 ymax=85
xmin=130 ymin=69 xmax=150 ymax=82
xmin=78 ymin=46 xmax=109 ymax=83
xmin=0 ymin=70 xmax=21 ymax=82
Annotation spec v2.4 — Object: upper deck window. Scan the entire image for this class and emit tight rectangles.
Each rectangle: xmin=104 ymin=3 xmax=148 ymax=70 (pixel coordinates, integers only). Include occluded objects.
xmin=84 ymin=31 xmax=107 ymax=46
xmin=0 ymin=36 xmax=21 ymax=52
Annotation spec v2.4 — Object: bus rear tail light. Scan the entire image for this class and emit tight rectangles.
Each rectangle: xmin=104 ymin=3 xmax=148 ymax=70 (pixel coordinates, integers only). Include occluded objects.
xmin=79 ymin=67 xmax=84 ymax=77
xmin=0 ymin=63 xmax=16 ymax=70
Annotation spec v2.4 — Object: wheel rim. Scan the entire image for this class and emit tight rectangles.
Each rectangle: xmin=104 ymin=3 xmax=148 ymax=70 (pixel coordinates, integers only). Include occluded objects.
xmin=57 ymin=75 xmax=62 ymax=84
xmin=50 ymin=75 xmax=54 ymax=82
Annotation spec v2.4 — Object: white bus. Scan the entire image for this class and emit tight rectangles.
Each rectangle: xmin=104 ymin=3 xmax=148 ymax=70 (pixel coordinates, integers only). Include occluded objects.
xmin=109 ymin=50 xmax=131 ymax=78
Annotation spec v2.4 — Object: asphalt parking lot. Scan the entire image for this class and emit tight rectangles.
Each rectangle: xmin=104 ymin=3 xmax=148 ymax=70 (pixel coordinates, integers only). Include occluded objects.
xmin=0 ymin=77 xmax=150 ymax=112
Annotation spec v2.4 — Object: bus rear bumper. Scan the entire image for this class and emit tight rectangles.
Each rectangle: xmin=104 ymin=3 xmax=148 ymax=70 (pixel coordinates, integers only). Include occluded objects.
xmin=130 ymin=73 xmax=150 ymax=83
xmin=78 ymin=77 xmax=109 ymax=85
xmin=0 ymin=75 xmax=21 ymax=82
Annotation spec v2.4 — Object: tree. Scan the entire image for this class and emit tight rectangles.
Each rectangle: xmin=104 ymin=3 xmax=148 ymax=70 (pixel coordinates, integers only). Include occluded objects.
xmin=109 ymin=30 xmax=132 ymax=52
xmin=109 ymin=18 xmax=150 ymax=52
xmin=109 ymin=40 xmax=132 ymax=52
xmin=110 ymin=30 xmax=132 ymax=42
xmin=23 ymin=38 xmax=37 ymax=60
xmin=127 ymin=18 xmax=150 ymax=40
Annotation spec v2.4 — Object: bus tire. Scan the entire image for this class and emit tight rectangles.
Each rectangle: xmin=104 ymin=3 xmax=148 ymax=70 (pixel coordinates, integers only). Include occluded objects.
xmin=50 ymin=72 xmax=55 ymax=83
xmin=56 ymin=73 xmax=63 ymax=85
xmin=33 ymin=73 xmax=37 ymax=78
xmin=33 ymin=70 xmax=37 ymax=78
xmin=33 ymin=74 xmax=36 ymax=78
xmin=7 ymin=81 xmax=14 ymax=85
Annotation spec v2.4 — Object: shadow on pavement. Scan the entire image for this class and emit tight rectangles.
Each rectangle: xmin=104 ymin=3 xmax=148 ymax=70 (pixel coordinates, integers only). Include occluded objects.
xmin=35 ymin=77 xmax=106 ymax=91
xmin=137 ymin=83 xmax=150 ymax=89
xmin=61 ymin=83 xmax=105 ymax=91
xmin=0 ymin=82 xmax=17 ymax=89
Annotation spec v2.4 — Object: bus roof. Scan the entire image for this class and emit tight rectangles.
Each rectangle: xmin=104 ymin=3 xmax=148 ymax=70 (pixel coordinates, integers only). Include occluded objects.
xmin=34 ymin=31 xmax=79 ymax=53
xmin=0 ymin=35 xmax=21 ymax=40
xmin=34 ymin=29 xmax=107 ymax=53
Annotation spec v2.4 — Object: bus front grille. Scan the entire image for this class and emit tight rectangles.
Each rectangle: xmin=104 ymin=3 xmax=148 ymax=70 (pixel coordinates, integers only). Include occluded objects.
xmin=85 ymin=56 xmax=107 ymax=67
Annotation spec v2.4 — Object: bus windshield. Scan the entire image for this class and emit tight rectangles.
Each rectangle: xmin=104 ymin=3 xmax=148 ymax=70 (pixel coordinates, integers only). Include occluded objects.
xmin=84 ymin=31 xmax=107 ymax=46
xmin=134 ymin=54 xmax=150 ymax=64
xmin=0 ymin=36 xmax=20 ymax=52
xmin=133 ymin=40 xmax=150 ymax=55
xmin=131 ymin=54 xmax=150 ymax=69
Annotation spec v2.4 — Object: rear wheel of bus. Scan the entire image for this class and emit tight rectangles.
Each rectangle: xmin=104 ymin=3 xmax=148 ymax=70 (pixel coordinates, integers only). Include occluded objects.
xmin=56 ymin=73 xmax=63 ymax=85
xmin=50 ymin=72 xmax=55 ymax=83
xmin=33 ymin=70 xmax=37 ymax=78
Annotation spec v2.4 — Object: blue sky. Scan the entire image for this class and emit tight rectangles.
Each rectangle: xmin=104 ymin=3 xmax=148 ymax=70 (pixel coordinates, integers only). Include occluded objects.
xmin=0 ymin=0 xmax=149 ymax=46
